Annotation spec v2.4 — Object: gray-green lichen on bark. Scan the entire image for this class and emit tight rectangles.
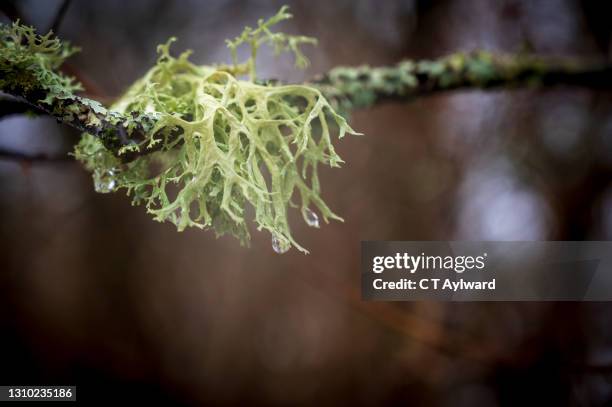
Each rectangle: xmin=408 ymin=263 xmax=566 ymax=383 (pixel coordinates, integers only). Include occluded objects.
xmin=318 ymin=51 xmax=612 ymax=111
xmin=0 ymin=21 xmax=161 ymax=159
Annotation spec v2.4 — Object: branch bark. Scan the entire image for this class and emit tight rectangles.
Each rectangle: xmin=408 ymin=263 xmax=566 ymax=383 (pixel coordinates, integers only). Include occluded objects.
xmin=0 ymin=96 xmax=43 ymax=119
xmin=2 ymin=86 xmax=157 ymax=162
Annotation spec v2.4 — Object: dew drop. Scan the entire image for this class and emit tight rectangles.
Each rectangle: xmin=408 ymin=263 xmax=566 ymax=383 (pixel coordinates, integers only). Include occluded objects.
xmin=272 ymin=235 xmax=290 ymax=254
xmin=94 ymin=169 xmax=117 ymax=193
xmin=304 ymin=208 xmax=320 ymax=228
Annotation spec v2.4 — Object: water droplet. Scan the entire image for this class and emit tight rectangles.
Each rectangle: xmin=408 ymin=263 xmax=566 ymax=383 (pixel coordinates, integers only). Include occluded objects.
xmin=94 ymin=169 xmax=117 ymax=193
xmin=304 ymin=208 xmax=320 ymax=228
xmin=272 ymin=235 xmax=290 ymax=254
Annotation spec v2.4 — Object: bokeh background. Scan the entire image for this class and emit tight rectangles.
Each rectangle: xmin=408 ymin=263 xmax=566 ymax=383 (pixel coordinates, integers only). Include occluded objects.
xmin=1 ymin=0 xmax=612 ymax=405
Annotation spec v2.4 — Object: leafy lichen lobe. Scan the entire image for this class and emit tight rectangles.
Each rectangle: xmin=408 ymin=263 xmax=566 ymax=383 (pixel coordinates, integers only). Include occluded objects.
xmin=75 ymin=6 xmax=358 ymax=253
xmin=0 ymin=21 xmax=81 ymax=99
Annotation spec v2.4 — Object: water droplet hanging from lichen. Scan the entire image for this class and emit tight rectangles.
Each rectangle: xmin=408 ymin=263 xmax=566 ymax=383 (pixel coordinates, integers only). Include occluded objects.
xmin=93 ymin=169 xmax=116 ymax=193
xmin=304 ymin=208 xmax=320 ymax=228
xmin=272 ymin=235 xmax=290 ymax=254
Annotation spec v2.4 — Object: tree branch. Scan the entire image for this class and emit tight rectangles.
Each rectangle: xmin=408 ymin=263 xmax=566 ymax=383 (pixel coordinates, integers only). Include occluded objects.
xmin=314 ymin=51 xmax=612 ymax=109
xmin=47 ymin=0 xmax=72 ymax=34
xmin=2 ymin=51 xmax=612 ymax=163
xmin=1 ymin=86 xmax=158 ymax=162
xmin=0 ymin=96 xmax=43 ymax=119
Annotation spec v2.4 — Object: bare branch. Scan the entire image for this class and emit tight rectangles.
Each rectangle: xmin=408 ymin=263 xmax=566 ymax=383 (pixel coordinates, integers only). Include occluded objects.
xmin=0 ymin=96 xmax=43 ymax=119
xmin=48 ymin=0 xmax=72 ymax=34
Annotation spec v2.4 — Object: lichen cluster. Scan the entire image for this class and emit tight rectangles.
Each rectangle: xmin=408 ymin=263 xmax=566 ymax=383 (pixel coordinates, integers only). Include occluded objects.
xmin=0 ymin=21 xmax=81 ymax=100
xmin=73 ymin=6 xmax=358 ymax=253
xmin=0 ymin=20 xmax=156 ymax=152
xmin=320 ymin=51 xmax=530 ymax=111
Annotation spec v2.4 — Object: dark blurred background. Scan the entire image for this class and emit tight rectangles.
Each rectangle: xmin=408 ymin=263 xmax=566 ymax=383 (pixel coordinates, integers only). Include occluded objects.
xmin=1 ymin=0 xmax=612 ymax=405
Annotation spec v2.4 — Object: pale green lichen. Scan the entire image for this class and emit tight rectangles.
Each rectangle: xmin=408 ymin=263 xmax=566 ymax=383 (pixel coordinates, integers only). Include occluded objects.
xmin=74 ymin=6 xmax=359 ymax=253
xmin=0 ymin=20 xmax=154 ymax=149
xmin=225 ymin=5 xmax=317 ymax=80
xmin=0 ymin=20 xmax=81 ymax=101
